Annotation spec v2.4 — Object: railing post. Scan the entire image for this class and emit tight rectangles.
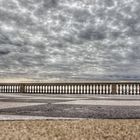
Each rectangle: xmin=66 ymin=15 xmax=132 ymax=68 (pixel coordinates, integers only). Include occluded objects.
xmin=112 ymin=84 xmax=116 ymax=94
xmin=20 ymin=84 xmax=25 ymax=93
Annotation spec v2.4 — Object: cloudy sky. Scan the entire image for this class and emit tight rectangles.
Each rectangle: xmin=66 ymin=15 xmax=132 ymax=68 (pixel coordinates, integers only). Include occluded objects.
xmin=0 ymin=0 xmax=140 ymax=81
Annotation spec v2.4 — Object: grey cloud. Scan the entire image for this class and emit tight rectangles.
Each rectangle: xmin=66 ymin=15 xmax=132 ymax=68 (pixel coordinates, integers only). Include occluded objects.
xmin=0 ymin=0 xmax=140 ymax=80
xmin=110 ymin=31 xmax=122 ymax=39
xmin=73 ymin=9 xmax=91 ymax=22
xmin=43 ymin=0 xmax=58 ymax=8
xmin=0 ymin=34 xmax=10 ymax=44
xmin=104 ymin=0 xmax=114 ymax=7
xmin=0 ymin=50 xmax=10 ymax=55
xmin=63 ymin=34 xmax=84 ymax=45
xmin=78 ymin=28 xmax=106 ymax=41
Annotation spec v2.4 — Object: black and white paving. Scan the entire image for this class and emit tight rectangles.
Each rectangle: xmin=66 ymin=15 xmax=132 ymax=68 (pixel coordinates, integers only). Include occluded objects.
xmin=0 ymin=93 xmax=140 ymax=120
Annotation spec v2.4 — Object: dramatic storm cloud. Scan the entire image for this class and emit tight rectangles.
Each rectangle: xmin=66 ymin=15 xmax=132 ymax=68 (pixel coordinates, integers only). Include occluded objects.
xmin=0 ymin=0 xmax=140 ymax=81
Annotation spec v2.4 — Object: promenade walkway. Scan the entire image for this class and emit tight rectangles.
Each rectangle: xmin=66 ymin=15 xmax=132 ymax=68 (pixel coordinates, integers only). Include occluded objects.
xmin=0 ymin=93 xmax=140 ymax=120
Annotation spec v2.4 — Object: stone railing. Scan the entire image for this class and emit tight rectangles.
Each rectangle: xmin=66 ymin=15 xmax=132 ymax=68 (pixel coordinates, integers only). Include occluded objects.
xmin=0 ymin=81 xmax=140 ymax=95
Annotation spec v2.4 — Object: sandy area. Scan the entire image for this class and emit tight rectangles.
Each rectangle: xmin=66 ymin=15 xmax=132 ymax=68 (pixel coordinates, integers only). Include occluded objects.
xmin=0 ymin=120 xmax=139 ymax=140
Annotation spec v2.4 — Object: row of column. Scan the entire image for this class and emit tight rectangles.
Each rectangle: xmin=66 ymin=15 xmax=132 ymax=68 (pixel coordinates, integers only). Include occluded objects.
xmin=23 ymin=84 xmax=112 ymax=94
xmin=0 ymin=85 xmax=20 ymax=93
xmin=0 ymin=84 xmax=112 ymax=94
xmin=0 ymin=84 xmax=140 ymax=94
xmin=116 ymin=84 xmax=140 ymax=95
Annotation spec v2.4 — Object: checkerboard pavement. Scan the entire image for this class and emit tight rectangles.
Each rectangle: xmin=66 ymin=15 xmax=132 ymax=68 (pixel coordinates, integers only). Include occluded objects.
xmin=0 ymin=93 xmax=140 ymax=120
